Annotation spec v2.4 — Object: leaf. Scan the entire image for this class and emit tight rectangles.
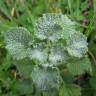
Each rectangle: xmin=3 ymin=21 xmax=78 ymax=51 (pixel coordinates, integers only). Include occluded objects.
xmin=4 ymin=27 xmax=48 ymax=62
xmin=4 ymin=27 xmax=31 ymax=45
xmin=34 ymin=13 xmax=76 ymax=41
xmin=90 ymin=76 xmax=96 ymax=90
xmin=90 ymin=65 xmax=96 ymax=90
xmin=67 ymin=57 xmax=92 ymax=75
xmin=31 ymin=66 xmax=62 ymax=92
xmin=6 ymin=42 xmax=28 ymax=60
xmin=59 ymin=84 xmax=81 ymax=96
xmin=14 ymin=79 xmax=33 ymax=95
xmin=67 ymin=33 xmax=88 ymax=58
xmin=4 ymin=27 xmax=32 ymax=60
xmin=49 ymin=42 xmax=70 ymax=66
xmin=28 ymin=43 xmax=48 ymax=64
xmin=15 ymin=59 xmax=33 ymax=78
xmin=1 ymin=54 xmax=12 ymax=70
xmin=61 ymin=70 xmax=74 ymax=84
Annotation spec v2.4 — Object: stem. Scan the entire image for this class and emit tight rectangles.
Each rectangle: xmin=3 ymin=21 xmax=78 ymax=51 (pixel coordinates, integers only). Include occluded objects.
xmin=88 ymin=50 xmax=96 ymax=65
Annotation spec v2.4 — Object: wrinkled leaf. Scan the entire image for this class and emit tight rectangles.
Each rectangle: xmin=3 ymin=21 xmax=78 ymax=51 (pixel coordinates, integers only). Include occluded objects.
xmin=67 ymin=33 xmax=88 ymax=58
xmin=67 ymin=57 xmax=92 ymax=75
xmin=4 ymin=27 xmax=32 ymax=60
xmin=14 ymin=79 xmax=33 ymax=95
xmin=4 ymin=27 xmax=31 ymax=45
xmin=15 ymin=59 xmax=33 ymax=78
xmin=6 ymin=42 xmax=28 ymax=60
xmin=59 ymin=84 xmax=81 ymax=96
xmin=31 ymin=66 xmax=62 ymax=92
xmin=49 ymin=42 xmax=69 ymax=66
xmin=34 ymin=13 xmax=76 ymax=41
xmin=28 ymin=43 xmax=48 ymax=64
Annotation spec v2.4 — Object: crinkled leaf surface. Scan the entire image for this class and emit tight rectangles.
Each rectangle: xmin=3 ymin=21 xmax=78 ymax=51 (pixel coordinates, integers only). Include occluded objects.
xmin=67 ymin=33 xmax=88 ymax=58
xmin=6 ymin=42 xmax=28 ymax=60
xmin=4 ymin=27 xmax=48 ymax=62
xmin=28 ymin=43 xmax=48 ymax=64
xmin=4 ymin=27 xmax=31 ymax=45
xmin=31 ymin=66 xmax=62 ymax=92
xmin=4 ymin=27 xmax=32 ymax=60
xmin=49 ymin=42 xmax=70 ymax=66
xmin=15 ymin=59 xmax=33 ymax=78
xmin=67 ymin=57 xmax=92 ymax=75
xmin=34 ymin=13 xmax=76 ymax=41
xmin=14 ymin=79 xmax=34 ymax=95
xmin=59 ymin=84 xmax=81 ymax=96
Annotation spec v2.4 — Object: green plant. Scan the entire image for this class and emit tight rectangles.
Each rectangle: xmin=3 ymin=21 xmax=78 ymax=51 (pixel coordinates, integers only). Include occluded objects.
xmin=3 ymin=13 xmax=92 ymax=96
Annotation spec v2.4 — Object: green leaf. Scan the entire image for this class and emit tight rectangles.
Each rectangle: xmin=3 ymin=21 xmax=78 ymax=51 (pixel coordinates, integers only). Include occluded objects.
xmin=4 ymin=27 xmax=32 ymax=60
xmin=67 ymin=33 xmax=88 ymax=58
xmin=90 ymin=76 xmax=96 ymax=90
xmin=49 ymin=42 xmax=70 ymax=66
xmin=14 ymin=79 xmax=33 ymax=95
xmin=59 ymin=84 xmax=81 ymax=96
xmin=28 ymin=43 xmax=48 ymax=64
xmin=61 ymin=70 xmax=74 ymax=84
xmin=34 ymin=13 xmax=76 ymax=41
xmin=4 ymin=27 xmax=31 ymax=45
xmin=90 ymin=65 xmax=96 ymax=90
xmin=4 ymin=27 xmax=48 ymax=62
xmin=31 ymin=66 xmax=62 ymax=92
xmin=67 ymin=57 xmax=92 ymax=75
xmin=6 ymin=42 xmax=28 ymax=60
xmin=15 ymin=59 xmax=33 ymax=78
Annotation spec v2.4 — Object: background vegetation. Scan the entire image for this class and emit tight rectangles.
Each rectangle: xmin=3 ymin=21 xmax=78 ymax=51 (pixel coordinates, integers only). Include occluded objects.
xmin=0 ymin=0 xmax=96 ymax=96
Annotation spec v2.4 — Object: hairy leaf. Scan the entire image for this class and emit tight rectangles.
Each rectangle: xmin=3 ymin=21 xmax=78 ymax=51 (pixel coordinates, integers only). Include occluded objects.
xmin=6 ymin=42 xmax=28 ymax=60
xmin=34 ymin=13 xmax=76 ymax=41
xmin=67 ymin=33 xmax=88 ymax=58
xmin=28 ymin=43 xmax=48 ymax=64
xmin=14 ymin=79 xmax=33 ymax=95
xmin=31 ymin=66 xmax=62 ymax=92
xmin=4 ymin=27 xmax=32 ymax=60
xmin=4 ymin=27 xmax=31 ymax=45
xmin=49 ymin=42 xmax=70 ymax=66
xmin=67 ymin=57 xmax=92 ymax=75
xmin=15 ymin=59 xmax=33 ymax=78
xmin=59 ymin=84 xmax=81 ymax=96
